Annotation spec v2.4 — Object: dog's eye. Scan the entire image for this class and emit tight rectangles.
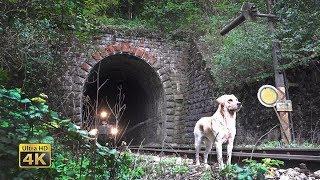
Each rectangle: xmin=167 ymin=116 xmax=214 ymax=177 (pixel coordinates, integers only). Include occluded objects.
xmin=228 ymin=99 xmax=233 ymax=102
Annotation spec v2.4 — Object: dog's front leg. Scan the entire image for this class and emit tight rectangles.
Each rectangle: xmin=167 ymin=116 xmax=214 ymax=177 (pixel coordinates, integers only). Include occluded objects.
xmin=227 ymin=138 xmax=234 ymax=165
xmin=215 ymin=141 xmax=224 ymax=169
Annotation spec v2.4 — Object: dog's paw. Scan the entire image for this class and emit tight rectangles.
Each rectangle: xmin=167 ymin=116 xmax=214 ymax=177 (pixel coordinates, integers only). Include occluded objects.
xmin=218 ymin=164 xmax=225 ymax=170
xmin=204 ymin=164 xmax=211 ymax=170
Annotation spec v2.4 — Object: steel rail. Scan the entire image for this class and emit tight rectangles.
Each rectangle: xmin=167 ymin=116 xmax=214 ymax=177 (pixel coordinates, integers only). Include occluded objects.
xmin=128 ymin=146 xmax=320 ymax=162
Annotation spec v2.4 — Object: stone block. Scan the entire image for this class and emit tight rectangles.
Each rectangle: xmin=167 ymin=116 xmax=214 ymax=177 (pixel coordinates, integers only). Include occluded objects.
xmin=135 ymin=48 xmax=145 ymax=57
xmin=91 ymin=51 xmax=103 ymax=61
xmin=166 ymin=102 xmax=175 ymax=108
xmin=174 ymin=95 xmax=184 ymax=101
xmin=121 ymin=42 xmax=131 ymax=53
xmin=160 ymin=74 xmax=170 ymax=82
xmin=81 ymin=63 xmax=91 ymax=72
xmin=166 ymin=109 xmax=175 ymax=115
xmin=99 ymin=46 xmax=109 ymax=58
xmin=113 ymin=44 xmax=122 ymax=52
xmin=166 ymin=95 xmax=174 ymax=101
xmin=74 ymin=76 xmax=85 ymax=84
xmin=105 ymin=45 xmax=115 ymax=55
xmin=163 ymin=81 xmax=171 ymax=88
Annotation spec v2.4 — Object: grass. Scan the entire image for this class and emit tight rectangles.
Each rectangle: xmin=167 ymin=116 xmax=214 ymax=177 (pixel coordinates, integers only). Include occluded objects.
xmin=200 ymin=169 xmax=215 ymax=180
xmin=239 ymin=140 xmax=320 ymax=149
xmin=131 ymin=154 xmax=191 ymax=179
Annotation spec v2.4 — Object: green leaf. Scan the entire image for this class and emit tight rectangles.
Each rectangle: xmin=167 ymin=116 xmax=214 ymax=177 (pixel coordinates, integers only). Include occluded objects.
xmin=20 ymin=98 xmax=31 ymax=103
xmin=9 ymin=112 xmax=24 ymax=119
xmin=49 ymin=121 xmax=60 ymax=128
xmin=29 ymin=138 xmax=39 ymax=143
xmin=8 ymin=89 xmax=21 ymax=100
xmin=109 ymin=149 xmax=117 ymax=155
xmin=30 ymin=112 xmax=42 ymax=118
xmin=78 ymin=130 xmax=89 ymax=137
xmin=50 ymin=111 xmax=59 ymax=120
xmin=0 ymin=120 xmax=11 ymax=128
xmin=38 ymin=104 xmax=49 ymax=113
xmin=42 ymin=136 xmax=54 ymax=144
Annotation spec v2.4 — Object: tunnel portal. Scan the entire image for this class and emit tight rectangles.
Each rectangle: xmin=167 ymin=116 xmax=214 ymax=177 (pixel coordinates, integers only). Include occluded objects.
xmin=82 ymin=54 xmax=164 ymax=145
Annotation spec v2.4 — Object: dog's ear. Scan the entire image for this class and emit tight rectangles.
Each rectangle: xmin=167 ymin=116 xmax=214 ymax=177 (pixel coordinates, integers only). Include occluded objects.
xmin=216 ymin=95 xmax=226 ymax=105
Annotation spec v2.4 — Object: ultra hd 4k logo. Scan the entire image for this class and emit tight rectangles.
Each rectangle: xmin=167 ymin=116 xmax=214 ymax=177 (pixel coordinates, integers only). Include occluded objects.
xmin=19 ymin=144 xmax=51 ymax=168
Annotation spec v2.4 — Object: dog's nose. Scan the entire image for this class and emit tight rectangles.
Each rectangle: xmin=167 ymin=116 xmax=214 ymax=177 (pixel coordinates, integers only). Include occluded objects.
xmin=237 ymin=102 xmax=242 ymax=106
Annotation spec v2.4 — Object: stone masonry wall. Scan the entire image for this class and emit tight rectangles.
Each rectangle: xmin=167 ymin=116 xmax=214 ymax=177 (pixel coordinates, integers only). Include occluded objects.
xmin=178 ymin=42 xmax=215 ymax=145
xmin=59 ymin=33 xmax=213 ymax=145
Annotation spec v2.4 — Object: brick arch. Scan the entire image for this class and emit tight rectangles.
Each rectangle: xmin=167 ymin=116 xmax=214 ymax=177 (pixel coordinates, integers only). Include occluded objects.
xmin=79 ymin=44 xmax=168 ymax=145
xmin=61 ymin=34 xmax=217 ymax=145
xmin=80 ymin=42 xmax=158 ymax=72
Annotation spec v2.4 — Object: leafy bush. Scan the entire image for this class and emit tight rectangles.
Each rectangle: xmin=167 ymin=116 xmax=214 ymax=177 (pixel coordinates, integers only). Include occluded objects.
xmin=199 ymin=0 xmax=273 ymax=91
xmin=0 ymin=88 xmax=65 ymax=177
xmin=276 ymin=0 xmax=320 ymax=69
xmin=220 ymin=158 xmax=284 ymax=180
xmin=0 ymin=18 xmax=69 ymax=98
xmin=210 ymin=22 xmax=272 ymax=90
xmin=201 ymin=0 xmax=320 ymax=91
xmin=142 ymin=0 xmax=207 ymax=37
xmin=0 ymin=87 xmax=144 ymax=179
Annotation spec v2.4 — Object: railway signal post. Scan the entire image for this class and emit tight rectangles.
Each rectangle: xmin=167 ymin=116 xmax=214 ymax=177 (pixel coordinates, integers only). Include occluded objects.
xmin=220 ymin=1 xmax=293 ymax=144
xmin=265 ymin=0 xmax=292 ymax=144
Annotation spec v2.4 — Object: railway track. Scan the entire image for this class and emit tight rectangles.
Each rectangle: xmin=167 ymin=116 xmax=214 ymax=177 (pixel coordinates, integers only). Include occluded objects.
xmin=128 ymin=145 xmax=320 ymax=169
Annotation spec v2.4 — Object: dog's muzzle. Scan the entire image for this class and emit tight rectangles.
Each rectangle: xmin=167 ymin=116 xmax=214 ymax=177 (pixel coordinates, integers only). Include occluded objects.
xmin=237 ymin=102 xmax=242 ymax=109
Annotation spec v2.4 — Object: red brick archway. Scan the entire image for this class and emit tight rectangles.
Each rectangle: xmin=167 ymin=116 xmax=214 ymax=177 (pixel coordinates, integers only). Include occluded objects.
xmin=81 ymin=42 xmax=157 ymax=72
xmin=80 ymin=47 xmax=163 ymax=145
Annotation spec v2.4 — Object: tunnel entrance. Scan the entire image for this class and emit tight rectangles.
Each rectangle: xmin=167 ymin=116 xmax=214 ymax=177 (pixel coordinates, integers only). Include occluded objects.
xmin=82 ymin=54 xmax=164 ymax=145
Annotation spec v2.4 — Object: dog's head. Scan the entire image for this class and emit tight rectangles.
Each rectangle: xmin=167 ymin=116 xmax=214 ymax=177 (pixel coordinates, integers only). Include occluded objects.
xmin=216 ymin=94 xmax=242 ymax=113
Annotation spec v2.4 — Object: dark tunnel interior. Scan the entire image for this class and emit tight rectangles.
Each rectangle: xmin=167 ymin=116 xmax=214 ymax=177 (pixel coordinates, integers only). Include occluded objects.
xmin=82 ymin=54 xmax=164 ymax=145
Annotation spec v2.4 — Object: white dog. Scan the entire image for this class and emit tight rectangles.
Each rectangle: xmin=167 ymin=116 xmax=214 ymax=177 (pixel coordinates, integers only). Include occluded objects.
xmin=194 ymin=94 xmax=241 ymax=169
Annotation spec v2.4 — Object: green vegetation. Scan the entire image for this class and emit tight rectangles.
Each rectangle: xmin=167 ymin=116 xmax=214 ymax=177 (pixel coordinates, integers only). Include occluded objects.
xmin=208 ymin=22 xmax=272 ymax=89
xmin=257 ymin=140 xmax=320 ymax=149
xmin=154 ymin=157 xmax=190 ymax=176
xmin=0 ymin=87 xmax=144 ymax=179
xmin=201 ymin=169 xmax=215 ymax=180
xmin=200 ymin=0 xmax=320 ymax=91
xmin=276 ymin=0 xmax=320 ymax=69
xmin=1 ymin=0 xmax=319 ymax=93
xmin=129 ymin=155 xmax=192 ymax=179
xmin=220 ymin=158 xmax=284 ymax=180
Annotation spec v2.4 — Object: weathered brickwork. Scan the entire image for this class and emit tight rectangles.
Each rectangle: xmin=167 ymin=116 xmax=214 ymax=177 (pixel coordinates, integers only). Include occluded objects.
xmin=178 ymin=42 xmax=215 ymax=145
xmin=60 ymin=33 xmax=214 ymax=146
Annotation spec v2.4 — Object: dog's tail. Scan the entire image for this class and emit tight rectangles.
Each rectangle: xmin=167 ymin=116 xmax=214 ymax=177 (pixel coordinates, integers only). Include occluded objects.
xmin=194 ymin=121 xmax=204 ymax=134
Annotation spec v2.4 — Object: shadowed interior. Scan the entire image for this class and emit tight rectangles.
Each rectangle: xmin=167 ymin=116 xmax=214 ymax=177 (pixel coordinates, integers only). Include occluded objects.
xmin=82 ymin=54 xmax=164 ymax=145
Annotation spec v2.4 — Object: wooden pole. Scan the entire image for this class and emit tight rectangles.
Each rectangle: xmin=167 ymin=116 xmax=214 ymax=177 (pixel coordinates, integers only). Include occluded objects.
xmin=266 ymin=0 xmax=292 ymax=144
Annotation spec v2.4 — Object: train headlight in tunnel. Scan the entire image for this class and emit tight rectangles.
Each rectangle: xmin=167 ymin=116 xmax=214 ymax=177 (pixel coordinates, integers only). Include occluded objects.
xmin=89 ymin=128 xmax=98 ymax=137
xmin=110 ymin=127 xmax=118 ymax=136
xmin=100 ymin=111 xmax=108 ymax=119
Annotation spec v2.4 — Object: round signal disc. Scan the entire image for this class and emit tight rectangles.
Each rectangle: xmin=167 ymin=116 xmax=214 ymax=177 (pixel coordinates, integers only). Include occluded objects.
xmin=257 ymin=85 xmax=278 ymax=107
